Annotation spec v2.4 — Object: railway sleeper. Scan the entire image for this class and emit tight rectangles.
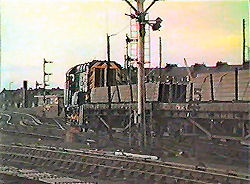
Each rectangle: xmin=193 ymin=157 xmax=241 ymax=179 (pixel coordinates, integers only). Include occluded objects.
xmin=179 ymin=181 xmax=193 ymax=184
xmin=118 ymin=161 xmax=129 ymax=168
xmin=101 ymin=159 xmax=114 ymax=165
xmin=91 ymin=158 xmax=101 ymax=164
xmin=50 ymin=160 xmax=58 ymax=167
xmin=58 ymin=154 xmax=66 ymax=160
xmin=67 ymin=154 xmax=75 ymax=160
xmin=114 ymin=169 xmax=125 ymax=178
xmin=129 ymin=171 xmax=138 ymax=178
xmin=39 ymin=159 xmax=48 ymax=167
xmin=62 ymin=154 xmax=72 ymax=161
xmin=98 ymin=159 xmax=107 ymax=165
xmin=68 ymin=162 xmax=77 ymax=170
xmin=145 ymin=174 xmax=155 ymax=182
xmin=186 ymin=172 xmax=204 ymax=180
xmin=55 ymin=160 xmax=64 ymax=168
xmin=225 ymin=177 xmax=247 ymax=184
xmin=74 ymin=164 xmax=84 ymax=175
xmin=74 ymin=156 xmax=82 ymax=162
xmin=156 ymin=175 xmax=168 ymax=183
xmin=73 ymin=163 xmax=82 ymax=171
xmin=35 ymin=150 xmax=42 ymax=157
xmin=88 ymin=165 xmax=98 ymax=174
xmin=111 ymin=161 xmax=122 ymax=167
xmin=37 ymin=158 xmax=46 ymax=166
xmin=50 ymin=152 xmax=57 ymax=158
xmin=133 ymin=163 xmax=144 ymax=170
xmin=83 ymin=157 xmax=93 ymax=163
xmin=173 ymin=170 xmax=184 ymax=177
xmin=218 ymin=176 xmax=240 ymax=184
xmin=40 ymin=158 xmax=50 ymax=166
xmin=154 ymin=166 xmax=165 ymax=174
xmin=45 ymin=151 xmax=53 ymax=157
xmin=135 ymin=172 xmax=146 ymax=181
xmin=31 ymin=157 xmax=40 ymax=164
xmin=3 ymin=147 xmax=10 ymax=152
xmin=138 ymin=164 xmax=146 ymax=171
xmin=127 ymin=162 xmax=136 ymax=169
xmin=106 ymin=168 xmax=116 ymax=177
xmin=63 ymin=161 xmax=71 ymax=169
xmin=98 ymin=167 xmax=108 ymax=178
xmin=81 ymin=164 xmax=91 ymax=173
xmin=145 ymin=165 xmax=155 ymax=172
xmin=45 ymin=159 xmax=54 ymax=166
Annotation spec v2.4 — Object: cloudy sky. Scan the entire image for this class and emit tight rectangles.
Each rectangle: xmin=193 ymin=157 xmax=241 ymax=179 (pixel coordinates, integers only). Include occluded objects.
xmin=1 ymin=0 xmax=249 ymax=90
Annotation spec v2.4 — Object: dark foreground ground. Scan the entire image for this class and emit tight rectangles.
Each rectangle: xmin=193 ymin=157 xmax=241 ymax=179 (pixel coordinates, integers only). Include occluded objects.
xmin=0 ymin=174 xmax=45 ymax=184
xmin=0 ymin=108 xmax=249 ymax=183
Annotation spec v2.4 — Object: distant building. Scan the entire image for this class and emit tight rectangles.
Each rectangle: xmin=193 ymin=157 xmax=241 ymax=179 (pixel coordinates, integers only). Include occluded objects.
xmin=0 ymin=87 xmax=63 ymax=109
xmin=34 ymin=95 xmax=63 ymax=106
xmin=144 ymin=62 xmax=245 ymax=84
xmin=34 ymin=94 xmax=64 ymax=118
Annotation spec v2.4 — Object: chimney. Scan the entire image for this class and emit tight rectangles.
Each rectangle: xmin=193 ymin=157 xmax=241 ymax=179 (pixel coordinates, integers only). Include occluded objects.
xmin=23 ymin=80 xmax=28 ymax=108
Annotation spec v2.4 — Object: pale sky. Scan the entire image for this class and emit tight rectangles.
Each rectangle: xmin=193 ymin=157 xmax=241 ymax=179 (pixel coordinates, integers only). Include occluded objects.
xmin=1 ymin=0 xmax=249 ymax=90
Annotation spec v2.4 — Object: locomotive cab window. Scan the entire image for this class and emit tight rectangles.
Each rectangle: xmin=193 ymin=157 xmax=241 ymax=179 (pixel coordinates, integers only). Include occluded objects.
xmin=108 ymin=69 xmax=116 ymax=86
xmin=94 ymin=68 xmax=105 ymax=87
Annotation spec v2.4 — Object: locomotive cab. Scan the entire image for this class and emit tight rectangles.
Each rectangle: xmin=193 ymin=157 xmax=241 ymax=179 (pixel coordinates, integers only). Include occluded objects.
xmin=64 ymin=60 xmax=122 ymax=125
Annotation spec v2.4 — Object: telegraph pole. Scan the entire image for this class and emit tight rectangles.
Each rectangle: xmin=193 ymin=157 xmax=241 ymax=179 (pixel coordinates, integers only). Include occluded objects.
xmin=107 ymin=34 xmax=111 ymax=65
xmin=106 ymin=34 xmax=112 ymax=108
xmin=0 ymin=57 xmax=1 ymax=92
xmin=243 ymin=19 xmax=246 ymax=64
xmin=159 ymin=37 xmax=162 ymax=80
xmin=125 ymin=0 xmax=161 ymax=148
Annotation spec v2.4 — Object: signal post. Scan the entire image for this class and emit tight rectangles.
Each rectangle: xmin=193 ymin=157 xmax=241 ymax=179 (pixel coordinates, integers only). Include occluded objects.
xmin=125 ymin=0 xmax=162 ymax=148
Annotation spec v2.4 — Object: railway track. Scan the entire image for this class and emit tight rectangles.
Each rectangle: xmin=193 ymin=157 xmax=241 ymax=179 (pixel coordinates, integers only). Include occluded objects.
xmin=0 ymin=111 xmax=65 ymax=130
xmin=0 ymin=128 xmax=63 ymax=140
xmin=0 ymin=166 xmax=91 ymax=184
xmin=12 ymin=112 xmax=42 ymax=125
xmin=0 ymin=144 xmax=249 ymax=184
xmin=0 ymin=111 xmax=65 ymax=140
xmin=0 ymin=111 xmax=41 ymax=126
xmin=0 ymin=113 xmax=12 ymax=125
xmin=158 ymin=137 xmax=249 ymax=165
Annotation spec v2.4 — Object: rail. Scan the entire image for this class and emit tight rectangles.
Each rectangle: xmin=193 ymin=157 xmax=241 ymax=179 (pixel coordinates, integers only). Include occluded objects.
xmin=0 ymin=113 xmax=12 ymax=125
xmin=52 ymin=118 xmax=65 ymax=130
xmin=12 ymin=112 xmax=42 ymax=125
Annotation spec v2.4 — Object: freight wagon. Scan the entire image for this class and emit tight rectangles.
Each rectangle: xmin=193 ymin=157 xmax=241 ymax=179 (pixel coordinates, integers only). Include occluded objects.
xmin=65 ymin=60 xmax=250 ymax=141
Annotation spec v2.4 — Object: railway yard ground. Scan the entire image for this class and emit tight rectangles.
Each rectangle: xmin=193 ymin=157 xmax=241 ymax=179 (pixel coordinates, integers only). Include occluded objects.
xmin=0 ymin=108 xmax=249 ymax=183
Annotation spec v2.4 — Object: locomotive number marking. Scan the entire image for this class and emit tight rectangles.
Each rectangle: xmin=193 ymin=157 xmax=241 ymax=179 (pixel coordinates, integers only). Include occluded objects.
xmin=194 ymin=88 xmax=202 ymax=101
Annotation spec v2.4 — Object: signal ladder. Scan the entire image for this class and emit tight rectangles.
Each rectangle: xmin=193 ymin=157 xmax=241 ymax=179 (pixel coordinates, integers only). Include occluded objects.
xmin=129 ymin=8 xmax=151 ymax=68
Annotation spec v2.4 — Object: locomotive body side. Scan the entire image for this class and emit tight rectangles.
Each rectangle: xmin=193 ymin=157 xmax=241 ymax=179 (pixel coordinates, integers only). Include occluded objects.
xmin=191 ymin=69 xmax=250 ymax=102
